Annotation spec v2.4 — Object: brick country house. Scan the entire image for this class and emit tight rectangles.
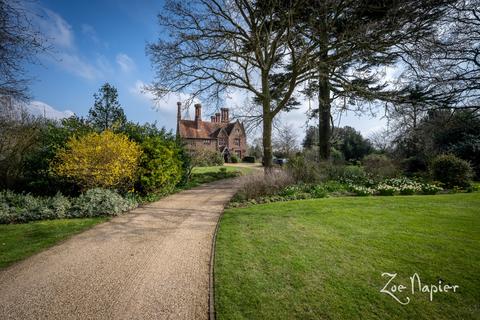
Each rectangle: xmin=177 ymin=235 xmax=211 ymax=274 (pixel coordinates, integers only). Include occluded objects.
xmin=176 ymin=102 xmax=247 ymax=161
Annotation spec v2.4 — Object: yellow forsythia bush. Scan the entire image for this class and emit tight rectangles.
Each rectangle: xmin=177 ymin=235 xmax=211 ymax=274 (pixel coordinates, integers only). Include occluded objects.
xmin=52 ymin=131 xmax=142 ymax=190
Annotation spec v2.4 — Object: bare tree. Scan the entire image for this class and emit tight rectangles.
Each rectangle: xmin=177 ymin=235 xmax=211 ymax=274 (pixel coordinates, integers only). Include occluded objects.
xmin=0 ymin=0 xmax=49 ymax=100
xmin=273 ymin=123 xmax=298 ymax=158
xmin=147 ymin=0 xmax=315 ymax=168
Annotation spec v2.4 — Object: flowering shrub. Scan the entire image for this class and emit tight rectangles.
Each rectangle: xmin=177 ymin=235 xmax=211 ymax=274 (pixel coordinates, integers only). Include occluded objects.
xmin=52 ymin=131 xmax=142 ymax=191
xmin=349 ymin=185 xmax=375 ymax=196
xmin=421 ymin=184 xmax=443 ymax=195
xmin=399 ymin=182 xmax=422 ymax=195
xmin=376 ymin=183 xmax=398 ymax=196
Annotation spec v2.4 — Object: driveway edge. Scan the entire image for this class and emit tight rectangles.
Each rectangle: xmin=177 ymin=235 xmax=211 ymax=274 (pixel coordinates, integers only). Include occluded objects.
xmin=209 ymin=208 xmax=224 ymax=320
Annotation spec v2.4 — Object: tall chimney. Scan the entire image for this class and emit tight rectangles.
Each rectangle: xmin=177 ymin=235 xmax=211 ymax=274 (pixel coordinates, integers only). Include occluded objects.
xmin=211 ymin=116 xmax=216 ymax=123
xmin=215 ymin=112 xmax=220 ymax=123
xmin=194 ymin=103 xmax=202 ymax=128
xmin=221 ymin=108 xmax=229 ymax=123
xmin=176 ymin=102 xmax=182 ymax=137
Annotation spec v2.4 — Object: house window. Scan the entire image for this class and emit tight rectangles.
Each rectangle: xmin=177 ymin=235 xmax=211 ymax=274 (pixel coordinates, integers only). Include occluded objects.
xmin=234 ymin=138 xmax=240 ymax=146
xmin=204 ymin=139 xmax=211 ymax=145
xmin=219 ymin=137 xmax=226 ymax=146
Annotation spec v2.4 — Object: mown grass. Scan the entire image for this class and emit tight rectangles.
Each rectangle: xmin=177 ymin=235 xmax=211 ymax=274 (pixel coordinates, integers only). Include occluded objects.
xmin=185 ymin=165 xmax=253 ymax=188
xmin=0 ymin=217 xmax=106 ymax=269
xmin=215 ymin=193 xmax=480 ymax=319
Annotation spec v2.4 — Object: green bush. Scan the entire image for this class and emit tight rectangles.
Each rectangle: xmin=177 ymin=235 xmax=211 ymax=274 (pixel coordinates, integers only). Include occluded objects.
xmin=0 ymin=189 xmax=137 ymax=224
xmin=230 ymin=155 xmax=239 ymax=163
xmin=286 ymin=155 xmax=322 ymax=183
xmin=0 ymin=191 xmax=72 ymax=223
xmin=137 ymin=136 xmax=183 ymax=194
xmin=69 ymin=188 xmax=137 ymax=218
xmin=431 ymin=154 xmax=473 ymax=189
xmin=242 ymin=156 xmax=256 ymax=163
xmin=376 ymin=183 xmax=397 ymax=196
xmin=362 ymin=154 xmax=398 ymax=179
xmin=190 ymin=149 xmax=224 ymax=167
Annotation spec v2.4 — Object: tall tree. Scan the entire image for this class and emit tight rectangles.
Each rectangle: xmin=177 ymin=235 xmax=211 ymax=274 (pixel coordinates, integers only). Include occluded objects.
xmin=395 ymin=0 xmax=480 ymax=111
xmin=0 ymin=0 xmax=49 ymax=100
xmin=147 ymin=0 xmax=314 ymax=169
xmin=88 ymin=83 xmax=126 ymax=131
xmin=298 ymin=0 xmax=452 ymax=160
xmin=273 ymin=124 xmax=298 ymax=158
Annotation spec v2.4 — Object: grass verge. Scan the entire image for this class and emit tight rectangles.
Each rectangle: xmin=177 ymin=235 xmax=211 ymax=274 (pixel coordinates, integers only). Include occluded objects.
xmin=215 ymin=193 xmax=480 ymax=319
xmin=0 ymin=217 xmax=107 ymax=269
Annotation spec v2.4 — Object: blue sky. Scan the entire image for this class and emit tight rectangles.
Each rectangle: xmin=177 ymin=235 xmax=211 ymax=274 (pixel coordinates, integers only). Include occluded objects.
xmin=25 ymin=0 xmax=387 ymax=141
xmin=26 ymin=0 xmax=174 ymax=125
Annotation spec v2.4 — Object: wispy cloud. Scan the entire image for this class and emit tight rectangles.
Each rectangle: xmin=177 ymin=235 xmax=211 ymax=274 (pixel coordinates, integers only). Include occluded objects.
xmin=129 ymin=80 xmax=199 ymax=115
xmin=81 ymin=24 xmax=99 ymax=44
xmin=36 ymin=8 xmax=75 ymax=49
xmin=116 ymin=53 xmax=136 ymax=73
xmin=31 ymin=6 xmax=105 ymax=80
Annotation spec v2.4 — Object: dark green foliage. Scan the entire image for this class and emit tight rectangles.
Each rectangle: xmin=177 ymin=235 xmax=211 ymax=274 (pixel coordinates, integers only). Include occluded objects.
xmin=230 ymin=155 xmax=239 ymax=163
xmin=88 ymin=83 xmax=126 ymax=131
xmin=362 ymin=154 xmax=398 ymax=179
xmin=137 ymin=136 xmax=183 ymax=194
xmin=302 ymin=126 xmax=319 ymax=149
xmin=332 ymin=126 xmax=372 ymax=162
xmin=122 ymin=122 xmax=190 ymax=192
xmin=21 ymin=117 xmax=91 ymax=195
xmin=242 ymin=156 xmax=255 ymax=163
xmin=122 ymin=121 xmax=168 ymax=143
xmin=431 ymin=154 xmax=473 ymax=188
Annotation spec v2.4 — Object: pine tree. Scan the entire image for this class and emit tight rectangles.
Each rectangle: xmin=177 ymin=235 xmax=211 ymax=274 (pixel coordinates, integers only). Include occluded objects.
xmin=88 ymin=83 xmax=126 ymax=131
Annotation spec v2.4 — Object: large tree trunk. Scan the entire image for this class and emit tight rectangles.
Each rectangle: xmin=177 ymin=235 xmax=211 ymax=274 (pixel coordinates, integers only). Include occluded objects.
xmin=261 ymin=70 xmax=274 ymax=170
xmin=262 ymin=113 xmax=273 ymax=170
xmin=318 ymin=18 xmax=330 ymax=161
xmin=318 ymin=73 xmax=331 ymax=160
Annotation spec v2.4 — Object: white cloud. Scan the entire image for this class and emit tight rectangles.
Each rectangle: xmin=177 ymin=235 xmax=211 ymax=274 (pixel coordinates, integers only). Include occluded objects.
xmin=35 ymin=8 xmax=75 ymax=50
xmin=54 ymin=52 xmax=99 ymax=80
xmin=116 ymin=53 xmax=136 ymax=73
xmin=27 ymin=101 xmax=74 ymax=120
xmin=129 ymin=80 xmax=200 ymax=115
xmin=31 ymin=6 xmax=106 ymax=80
xmin=81 ymin=24 xmax=99 ymax=44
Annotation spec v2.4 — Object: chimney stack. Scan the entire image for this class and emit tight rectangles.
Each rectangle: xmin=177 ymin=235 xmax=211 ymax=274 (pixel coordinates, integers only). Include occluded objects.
xmin=211 ymin=116 xmax=216 ymax=123
xmin=221 ymin=108 xmax=229 ymax=123
xmin=176 ymin=101 xmax=182 ymax=137
xmin=215 ymin=112 xmax=220 ymax=123
xmin=194 ymin=103 xmax=202 ymax=128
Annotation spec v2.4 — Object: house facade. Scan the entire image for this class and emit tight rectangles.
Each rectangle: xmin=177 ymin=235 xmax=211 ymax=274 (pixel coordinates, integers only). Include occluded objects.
xmin=176 ymin=102 xmax=247 ymax=160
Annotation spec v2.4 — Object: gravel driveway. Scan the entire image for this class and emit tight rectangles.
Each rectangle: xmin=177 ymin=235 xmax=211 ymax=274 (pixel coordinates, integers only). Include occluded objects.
xmin=0 ymin=178 xmax=241 ymax=320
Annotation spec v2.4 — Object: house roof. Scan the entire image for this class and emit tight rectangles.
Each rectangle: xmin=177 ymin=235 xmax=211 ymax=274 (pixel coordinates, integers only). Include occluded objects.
xmin=178 ymin=119 xmax=227 ymax=139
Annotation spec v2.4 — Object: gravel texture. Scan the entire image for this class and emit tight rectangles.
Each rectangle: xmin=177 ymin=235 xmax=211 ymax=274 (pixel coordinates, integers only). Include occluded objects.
xmin=0 ymin=178 xmax=240 ymax=320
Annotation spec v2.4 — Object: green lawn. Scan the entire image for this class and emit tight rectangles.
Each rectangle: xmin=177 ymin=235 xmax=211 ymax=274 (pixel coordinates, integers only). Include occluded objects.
xmin=185 ymin=165 xmax=253 ymax=188
xmin=215 ymin=193 xmax=480 ymax=319
xmin=0 ymin=218 xmax=106 ymax=268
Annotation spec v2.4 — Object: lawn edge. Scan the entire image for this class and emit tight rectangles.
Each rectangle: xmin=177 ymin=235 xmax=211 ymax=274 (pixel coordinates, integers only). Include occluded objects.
xmin=209 ymin=203 xmax=225 ymax=320
xmin=0 ymin=217 xmax=109 ymax=270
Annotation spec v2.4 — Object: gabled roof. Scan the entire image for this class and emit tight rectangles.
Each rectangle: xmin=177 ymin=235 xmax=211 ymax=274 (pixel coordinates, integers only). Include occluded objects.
xmin=178 ymin=119 xmax=228 ymax=139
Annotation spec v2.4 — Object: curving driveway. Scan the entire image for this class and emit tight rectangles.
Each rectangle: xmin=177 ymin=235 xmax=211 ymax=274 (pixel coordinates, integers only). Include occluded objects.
xmin=0 ymin=177 xmax=242 ymax=320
